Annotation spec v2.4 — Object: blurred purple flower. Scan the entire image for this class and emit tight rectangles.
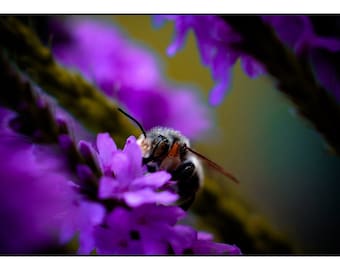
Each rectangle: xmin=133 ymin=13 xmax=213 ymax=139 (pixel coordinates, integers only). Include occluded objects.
xmin=263 ymin=16 xmax=340 ymax=101
xmin=59 ymin=197 xmax=105 ymax=254
xmin=0 ymin=104 xmax=240 ymax=254
xmin=310 ymin=50 xmax=340 ymax=101
xmin=0 ymin=108 xmax=77 ymax=253
xmin=153 ymin=15 xmax=264 ymax=106
xmin=262 ymin=16 xmax=340 ymax=56
xmin=50 ymin=17 xmax=211 ymax=139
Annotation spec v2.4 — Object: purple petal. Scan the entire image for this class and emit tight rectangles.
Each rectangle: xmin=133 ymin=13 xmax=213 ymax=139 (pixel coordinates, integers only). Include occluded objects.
xmin=197 ymin=231 xmax=214 ymax=241
xmin=78 ymin=140 xmax=98 ymax=163
xmin=141 ymin=238 xmax=168 ymax=255
xmin=76 ymin=164 xmax=94 ymax=182
xmin=94 ymin=207 xmax=144 ymax=254
xmin=58 ymin=134 xmax=74 ymax=152
xmin=241 ymin=55 xmax=264 ymax=78
xmin=152 ymin=15 xmax=167 ymax=29
xmin=96 ymin=133 xmax=117 ymax=167
xmin=195 ymin=32 xmax=216 ymax=66
xmin=0 ymin=123 xmax=78 ymax=252
xmin=131 ymin=171 xmax=171 ymax=189
xmin=312 ymin=36 xmax=340 ymax=53
xmin=132 ymin=204 xmax=185 ymax=226
xmin=192 ymin=241 xmax=242 ymax=255
xmin=122 ymin=136 xmax=144 ymax=177
xmin=98 ymin=176 xmax=120 ymax=199
xmin=169 ymin=225 xmax=197 ymax=254
xmin=110 ymin=152 xmax=132 ymax=183
xmin=167 ymin=18 xmax=191 ymax=56
xmin=123 ymin=189 xmax=178 ymax=207
xmin=209 ymin=72 xmax=231 ymax=106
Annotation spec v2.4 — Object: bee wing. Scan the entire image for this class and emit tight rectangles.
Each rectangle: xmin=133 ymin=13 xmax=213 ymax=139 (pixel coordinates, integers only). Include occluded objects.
xmin=185 ymin=146 xmax=239 ymax=184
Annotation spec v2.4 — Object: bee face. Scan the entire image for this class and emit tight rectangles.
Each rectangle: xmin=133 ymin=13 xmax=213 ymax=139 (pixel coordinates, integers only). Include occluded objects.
xmin=137 ymin=127 xmax=189 ymax=167
xmin=137 ymin=127 xmax=203 ymax=210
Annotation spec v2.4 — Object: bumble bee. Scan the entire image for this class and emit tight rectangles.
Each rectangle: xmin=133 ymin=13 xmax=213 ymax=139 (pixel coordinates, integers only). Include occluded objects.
xmin=118 ymin=108 xmax=239 ymax=210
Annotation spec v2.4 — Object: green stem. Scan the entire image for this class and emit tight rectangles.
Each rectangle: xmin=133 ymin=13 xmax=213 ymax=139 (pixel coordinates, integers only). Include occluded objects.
xmin=0 ymin=16 xmax=138 ymax=147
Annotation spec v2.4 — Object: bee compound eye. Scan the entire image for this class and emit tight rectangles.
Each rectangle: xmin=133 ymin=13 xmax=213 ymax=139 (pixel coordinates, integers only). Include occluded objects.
xmin=152 ymin=136 xmax=170 ymax=158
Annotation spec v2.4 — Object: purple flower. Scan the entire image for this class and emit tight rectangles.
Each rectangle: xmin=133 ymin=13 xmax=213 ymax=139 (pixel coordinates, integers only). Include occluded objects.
xmin=96 ymin=133 xmax=178 ymax=207
xmin=262 ymin=16 xmax=340 ymax=56
xmin=51 ymin=17 xmax=211 ymax=139
xmin=0 ymin=104 xmax=241 ymax=254
xmin=65 ymin=132 xmax=241 ymax=255
xmin=0 ymin=108 xmax=78 ymax=253
xmin=93 ymin=204 xmax=240 ymax=255
xmin=310 ymin=50 xmax=340 ymax=101
xmin=59 ymin=197 xmax=105 ymax=254
xmin=263 ymin=16 xmax=340 ymax=101
xmin=154 ymin=15 xmax=264 ymax=106
xmin=94 ymin=204 xmax=184 ymax=254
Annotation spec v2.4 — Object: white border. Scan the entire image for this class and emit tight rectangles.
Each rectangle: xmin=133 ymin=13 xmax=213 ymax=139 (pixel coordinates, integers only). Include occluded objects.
xmin=1 ymin=256 xmax=340 ymax=270
xmin=1 ymin=0 xmax=339 ymax=14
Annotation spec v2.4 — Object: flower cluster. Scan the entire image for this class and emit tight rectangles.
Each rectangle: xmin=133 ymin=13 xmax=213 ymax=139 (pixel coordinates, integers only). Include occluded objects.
xmin=0 ymin=101 xmax=241 ymax=255
xmin=0 ymin=108 xmax=77 ymax=253
xmin=50 ymin=17 xmax=211 ymax=139
xmin=262 ymin=16 xmax=340 ymax=101
xmin=61 ymin=132 xmax=241 ymax=255
xmin=155 ymin=15 xmax=340 ymax=105
xmin=153 ymin=15 xmax=264 ymax=106
xmin=262 ymin=16 xmax=340 ymax=56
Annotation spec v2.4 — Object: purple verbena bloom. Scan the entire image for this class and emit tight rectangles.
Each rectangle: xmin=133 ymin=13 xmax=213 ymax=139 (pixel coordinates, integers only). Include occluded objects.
xmin=0 ymin=108 xmax=78 ymax=253
xmin=59 ymin=196 xmax=105 ymax=254
xmin=72 ymin=133 xmax=241 ymax=255
xmin=50 ymin=17 xmax=211 ymax=139
xmin=95 ymin=133 xmax=178 ymax=207
xmin=93 ymin=204 xmax=240 ymax=255
xmin=154 ymin=15 xmax=264 ymax=106
xmin=94 ymin=204 xmax=185 ymax=254
xmin=262 ymin=16 xmax=340 ymax=56
xmin=310 ymin=50 xmax=340 ymax=101
xmin=263 ymin=16 xmax=340 ymax=101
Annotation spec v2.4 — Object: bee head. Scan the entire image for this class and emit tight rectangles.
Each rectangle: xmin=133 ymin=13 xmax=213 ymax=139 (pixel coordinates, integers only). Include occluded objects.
xmin=137 ymin=127 xmax=190 ymax=163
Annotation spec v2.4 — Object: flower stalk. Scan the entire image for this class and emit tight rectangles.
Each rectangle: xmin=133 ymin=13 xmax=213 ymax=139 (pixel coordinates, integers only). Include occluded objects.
xmin=0 ymin=53 xmax=100 ymax=196
xmin=0 ymin=16 xmax=138 ymax=147
xmin=220 ymin=16 xmax=340 ymax=155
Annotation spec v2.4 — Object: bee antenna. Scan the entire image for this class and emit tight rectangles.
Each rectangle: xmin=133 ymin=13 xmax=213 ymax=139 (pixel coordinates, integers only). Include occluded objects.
xmin=185 ymin=145 xmax=239 ymax=184
xmin=118 ymin=108 xmax=147 ymax=138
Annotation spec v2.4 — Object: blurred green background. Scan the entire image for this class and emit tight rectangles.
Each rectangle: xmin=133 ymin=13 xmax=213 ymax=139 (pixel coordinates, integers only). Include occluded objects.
xmin=87 ymin=15 xmax=340 ymax=253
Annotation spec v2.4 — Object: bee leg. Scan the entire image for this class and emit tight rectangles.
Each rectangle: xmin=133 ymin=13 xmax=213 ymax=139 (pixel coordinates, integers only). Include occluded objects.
xmin=171 ymin=161 xmax=200 ymax=210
